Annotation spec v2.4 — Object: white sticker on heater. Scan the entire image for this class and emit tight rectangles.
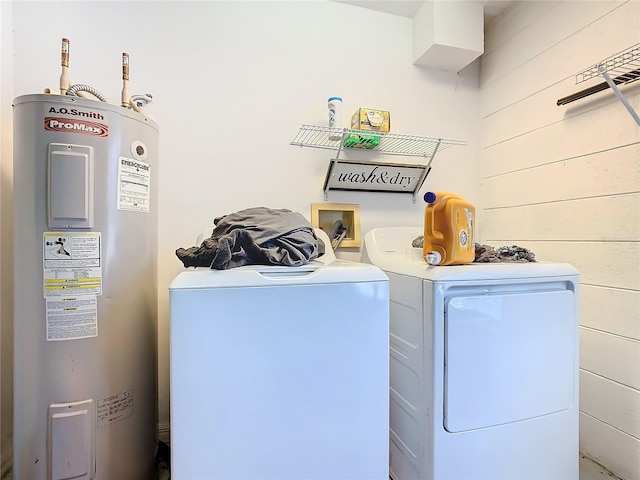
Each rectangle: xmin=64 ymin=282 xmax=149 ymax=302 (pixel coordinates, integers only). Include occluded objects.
xmin=98 ymin=390 xmax=134 ymax=427
xmin=43 ymin=232 xmax=102 ymax=297
xmin=117 ymin=156 xmax=150 ymax=212
xmin=46 ymin=295 xmax=98 ymax=341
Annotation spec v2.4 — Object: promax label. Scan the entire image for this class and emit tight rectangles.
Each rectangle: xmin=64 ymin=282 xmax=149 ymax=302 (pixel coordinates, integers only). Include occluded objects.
xmin=44 ymin=116 xmax=108 ymax=137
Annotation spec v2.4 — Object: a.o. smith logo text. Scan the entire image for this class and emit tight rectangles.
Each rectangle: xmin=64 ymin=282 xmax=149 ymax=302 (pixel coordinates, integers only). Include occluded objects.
xmin=48 ymin=106 xmax=105 ymax=120
xmin=44 ymin=117 xmax=108 ymax=137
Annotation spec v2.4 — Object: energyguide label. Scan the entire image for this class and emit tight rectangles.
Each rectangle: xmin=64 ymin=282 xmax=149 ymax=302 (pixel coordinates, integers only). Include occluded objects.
xmin=118 ymin=156 xmax=150 ymax=212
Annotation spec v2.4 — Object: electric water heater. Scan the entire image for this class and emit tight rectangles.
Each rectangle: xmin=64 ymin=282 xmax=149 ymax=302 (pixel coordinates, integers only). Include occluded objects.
xmin=13 ymin=93 xmax=159 ymax=479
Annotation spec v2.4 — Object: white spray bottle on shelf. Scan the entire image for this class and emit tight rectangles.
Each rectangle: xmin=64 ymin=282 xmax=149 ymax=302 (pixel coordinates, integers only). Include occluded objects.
xmin=328 ymin=96 xmax=343 ymax=140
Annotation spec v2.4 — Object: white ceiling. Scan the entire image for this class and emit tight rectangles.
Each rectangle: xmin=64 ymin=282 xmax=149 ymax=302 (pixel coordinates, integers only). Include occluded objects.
xmin=334 ymin=1 xmax=520 ymax=25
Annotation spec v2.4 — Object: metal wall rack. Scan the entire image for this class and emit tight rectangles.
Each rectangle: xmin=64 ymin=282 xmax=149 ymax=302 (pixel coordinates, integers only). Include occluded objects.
xmin=290 ymin=124 xmax=467 ymax=202
xmin=557 ymin=43 xmax=640 ymax=126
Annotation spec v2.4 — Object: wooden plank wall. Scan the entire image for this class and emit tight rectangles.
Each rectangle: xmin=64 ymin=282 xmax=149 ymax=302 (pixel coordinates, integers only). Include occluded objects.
xmin=480 ymin=1 xmax=639 ymax=478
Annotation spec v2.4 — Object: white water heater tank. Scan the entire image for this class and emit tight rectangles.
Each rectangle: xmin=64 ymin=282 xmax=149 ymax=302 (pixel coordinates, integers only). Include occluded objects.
xmin=12 ymin=93 xmax=159 ymax=480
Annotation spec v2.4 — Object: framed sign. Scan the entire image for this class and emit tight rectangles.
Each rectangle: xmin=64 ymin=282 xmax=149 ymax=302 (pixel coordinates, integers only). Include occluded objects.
xmin=323 ymin=159 xmax=430 ymax=199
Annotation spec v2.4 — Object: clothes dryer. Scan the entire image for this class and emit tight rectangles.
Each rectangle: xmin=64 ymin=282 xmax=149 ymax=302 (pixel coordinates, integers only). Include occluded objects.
xmin=363 ymin=227 xmax=580 ymax=480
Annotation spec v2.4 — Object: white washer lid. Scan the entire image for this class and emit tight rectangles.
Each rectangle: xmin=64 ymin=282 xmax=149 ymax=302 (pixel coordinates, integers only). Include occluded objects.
xmin=362 ymin=227 xmax=579 ymax=280
xmin=169 ymin=259 xmax=387 ymax=290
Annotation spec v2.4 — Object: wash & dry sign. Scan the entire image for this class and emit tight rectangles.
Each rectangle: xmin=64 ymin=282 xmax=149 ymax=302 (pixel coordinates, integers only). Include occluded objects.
xmin=323 ymin=159 xmax=429 ymax=194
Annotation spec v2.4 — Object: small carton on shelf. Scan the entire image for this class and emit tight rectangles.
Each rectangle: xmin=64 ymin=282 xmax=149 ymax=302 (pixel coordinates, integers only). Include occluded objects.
xmin=350 ymin=108 xmax=391 ymax=133
xmin=342 ymin=132 xmax=380 ymax=149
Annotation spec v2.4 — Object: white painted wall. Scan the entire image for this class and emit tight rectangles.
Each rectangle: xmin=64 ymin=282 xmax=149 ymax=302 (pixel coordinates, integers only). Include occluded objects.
xmin=1 ymin=0 xmax=481 ymax=461
xmin=0 ymin=0 xmax=3 ymax=469
xmin=7 ymin=1 xmax=636 ymax=477
xmin=0 ymin=1 xmax=13 ymax=475
xmin=480 ymin=1 xmax=640 ymax=478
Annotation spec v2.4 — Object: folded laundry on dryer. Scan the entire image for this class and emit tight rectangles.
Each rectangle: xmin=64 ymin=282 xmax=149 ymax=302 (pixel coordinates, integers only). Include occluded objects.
xmin=176 ymin=207 xmax=322 ymax=269
xmin=474 ymin=243 xmax=536 ymax=262
xmin=412 ymin=236 xmax=536 ymax=263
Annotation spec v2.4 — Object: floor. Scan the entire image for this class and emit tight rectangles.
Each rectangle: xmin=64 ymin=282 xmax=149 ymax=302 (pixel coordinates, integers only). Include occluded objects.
xmin=579 ymin=454 xmax=623 ymax=480
xmin=155 ymin=454 xmax=625 ymax=480
xmin=0 ymin=452 xmax=623 ymax=480
xmin=157 ymin=454 xmax=622 ymax=480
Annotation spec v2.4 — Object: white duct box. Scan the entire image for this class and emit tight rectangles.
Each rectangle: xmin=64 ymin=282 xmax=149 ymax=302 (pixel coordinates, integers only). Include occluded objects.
xmin=412 ymin=0 xmax=484 ymax=72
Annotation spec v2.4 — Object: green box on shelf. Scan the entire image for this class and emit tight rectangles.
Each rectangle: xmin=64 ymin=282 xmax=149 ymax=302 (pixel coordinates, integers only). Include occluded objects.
xmin=342 ymin=133 xmax=380 ymax=149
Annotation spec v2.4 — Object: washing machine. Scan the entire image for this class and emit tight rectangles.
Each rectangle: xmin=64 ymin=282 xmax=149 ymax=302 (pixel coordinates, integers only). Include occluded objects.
xmin=169 ymin=228 xmax=389 ymax=479
xmin=363 ymin=227 xmax=580 ymax=480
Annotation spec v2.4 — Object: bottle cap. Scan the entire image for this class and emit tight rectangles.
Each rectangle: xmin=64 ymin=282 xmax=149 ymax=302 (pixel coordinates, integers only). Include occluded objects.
xmin=424 ymin=191 xmax=437 ymax=204
xmin=328 ymin=96 xmax=342 ymax=102
xmin=425 ymin=251 xmax=442 ymax=265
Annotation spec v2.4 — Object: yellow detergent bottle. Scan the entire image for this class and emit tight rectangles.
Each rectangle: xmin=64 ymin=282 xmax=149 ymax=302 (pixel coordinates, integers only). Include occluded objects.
xmin=422 ymin=191 xmax=475 ymax=266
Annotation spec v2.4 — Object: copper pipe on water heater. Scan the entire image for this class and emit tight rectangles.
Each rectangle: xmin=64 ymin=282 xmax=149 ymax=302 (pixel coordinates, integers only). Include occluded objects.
xmin=121 ymin=52 xmax=130 ymax=108
xmin=57 ymin=37 xmax=89 ymax=98
xmin=59 ymin=38 xmax=70 ymax=95
xmin=121 ymin=53 xmax=143 ymax=112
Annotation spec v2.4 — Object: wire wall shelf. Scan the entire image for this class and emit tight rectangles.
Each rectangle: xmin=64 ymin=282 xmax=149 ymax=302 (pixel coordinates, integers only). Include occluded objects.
xmin=290 ymin=124 xmax=467 ymax=202
xmin=575 ymin=43 xmax=640 ymax=85
xmin=290 ymin=124 xmax=467 ymax=159
xmin=558 ymin=43 xmax=640 ymax=125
